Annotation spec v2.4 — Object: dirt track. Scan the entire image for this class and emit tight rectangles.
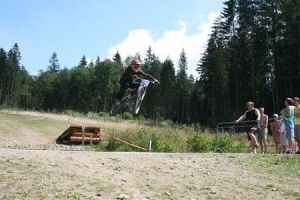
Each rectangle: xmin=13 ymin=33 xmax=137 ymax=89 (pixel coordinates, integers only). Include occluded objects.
xmin=0 ymin=149 xmax=298 ymax=200
xmin=0 ymin=111 xmax=299 ymax=199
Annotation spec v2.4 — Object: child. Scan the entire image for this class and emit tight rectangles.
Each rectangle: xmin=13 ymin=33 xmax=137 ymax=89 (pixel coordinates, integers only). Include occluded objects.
xmin=271 ymin=114 xmax=281 ymax=154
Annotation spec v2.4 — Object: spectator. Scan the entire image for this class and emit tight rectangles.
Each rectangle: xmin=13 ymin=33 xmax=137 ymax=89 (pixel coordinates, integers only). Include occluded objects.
xmin=235 ymin=101 xmax=260 ymax=153
xmin=279 ymin=115 xmax=288 ymax=153
xmin=293 ymin=97 xmax=300 ymax=154
xmin=271 ymin=114 xmax=281 ymax=154
xmin=280 ymin=98 xmax=296 ymax=153
xmin=258 ymin=107 xmax=268 ymax=153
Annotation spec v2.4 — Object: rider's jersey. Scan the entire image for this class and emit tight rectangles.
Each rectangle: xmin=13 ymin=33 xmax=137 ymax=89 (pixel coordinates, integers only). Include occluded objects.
xmin=121 ymin=67 xmax=155 ymax=82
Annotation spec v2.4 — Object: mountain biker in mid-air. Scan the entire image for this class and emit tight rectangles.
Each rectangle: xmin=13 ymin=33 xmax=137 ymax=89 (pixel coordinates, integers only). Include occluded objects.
xmin=115 ymin=58 xmax=159 ymax=105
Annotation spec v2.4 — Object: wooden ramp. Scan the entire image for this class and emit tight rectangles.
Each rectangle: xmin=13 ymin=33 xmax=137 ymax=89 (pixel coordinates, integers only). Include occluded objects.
xmin=56 ymin=126 xmax=101 ymax=145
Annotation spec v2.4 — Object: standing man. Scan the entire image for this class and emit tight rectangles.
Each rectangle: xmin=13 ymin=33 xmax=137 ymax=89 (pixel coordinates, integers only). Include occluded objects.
xmin=258 ymin=107 xmax=268 ymax=154
xmin=293 ymin=97 xmax=300 ymax=153
xmin=235 ymin=101 xmax=261 ymax=153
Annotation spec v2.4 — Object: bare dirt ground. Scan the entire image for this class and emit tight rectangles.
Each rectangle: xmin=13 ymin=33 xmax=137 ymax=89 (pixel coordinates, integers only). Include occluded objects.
xmin=0 ymin=111 xmax=299 ymax=200
xmin=0 ymin=110 xmax=142 ymax=149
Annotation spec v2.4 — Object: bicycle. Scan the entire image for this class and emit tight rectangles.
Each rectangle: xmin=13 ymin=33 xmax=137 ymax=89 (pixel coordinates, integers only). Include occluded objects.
xmin=110 ymin=77 xmax=159 ymax=116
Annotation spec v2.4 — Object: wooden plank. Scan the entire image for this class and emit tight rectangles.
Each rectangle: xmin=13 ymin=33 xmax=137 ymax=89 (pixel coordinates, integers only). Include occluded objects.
xmin=70 ymin=136 xmax=100 ymax=142
xmin=70 ymin=132 xmax=100 ymax=138
xmin=115 ymin=137 xmax=147 ymax=151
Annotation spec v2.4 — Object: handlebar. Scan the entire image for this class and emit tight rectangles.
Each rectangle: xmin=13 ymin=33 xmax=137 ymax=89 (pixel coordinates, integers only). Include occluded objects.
xmin=152 ymin=80 xmax=160 ymax=85
xmin=133 ymin=76 xmax=160 ymax=85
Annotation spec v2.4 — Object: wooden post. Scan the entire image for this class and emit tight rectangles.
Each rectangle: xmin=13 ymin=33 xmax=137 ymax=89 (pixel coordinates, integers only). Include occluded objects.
xmin=90 ymin=132 xmax=93 ymax=145
xmin=149 ymin=140 xmax=152 ymax=152
xmin=81 ymin=126 xmax=85 ymax=145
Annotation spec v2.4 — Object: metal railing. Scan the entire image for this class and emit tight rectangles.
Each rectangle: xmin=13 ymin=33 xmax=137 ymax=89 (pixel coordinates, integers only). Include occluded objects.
xmin=216 ymin=118 xmax=275 ymax=135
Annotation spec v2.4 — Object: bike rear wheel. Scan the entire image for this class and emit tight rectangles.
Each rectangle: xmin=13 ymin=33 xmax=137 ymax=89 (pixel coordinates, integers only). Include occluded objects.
xmin=110 ymin=101 xmax=123 ymax=116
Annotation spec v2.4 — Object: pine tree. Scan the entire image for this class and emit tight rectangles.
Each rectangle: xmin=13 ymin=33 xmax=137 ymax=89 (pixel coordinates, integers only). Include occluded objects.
xmin=0 ymin=48 xmax=8 ymax=105
xmin=48 ymin=52 xmax=60 ymax=72
xmin=95 ymin=56 xmax=100 ymax=65
xmin=160 ymin=58 xmax=176 ymax=119
xmin=142 ymin=47 xmax=161 ymax=118
xmin=175 ymin=49 xmax=191 ymax=123
xmin=144 ymin=46 xmax=156 ymax=72
xmin=6 ymin=43 xmax=22 ymax=106
xmin=113 ymin=51 xmax=123 ymax=68
xmin=79 ymin=55 xmax=87 ymax=67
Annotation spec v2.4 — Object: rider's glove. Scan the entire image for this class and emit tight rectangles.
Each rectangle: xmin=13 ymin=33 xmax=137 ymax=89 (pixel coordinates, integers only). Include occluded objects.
xmin=153 ymin=79 xmax=160 ymax=84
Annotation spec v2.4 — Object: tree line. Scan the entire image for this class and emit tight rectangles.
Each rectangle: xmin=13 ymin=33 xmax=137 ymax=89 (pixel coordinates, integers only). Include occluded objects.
xmin=197 ymin=0 xmax=300 ymax=125
xmin=0 ymin=44 xmax=194 ymax=123
xmin=0 ymin=0 xmax=299 ymax=126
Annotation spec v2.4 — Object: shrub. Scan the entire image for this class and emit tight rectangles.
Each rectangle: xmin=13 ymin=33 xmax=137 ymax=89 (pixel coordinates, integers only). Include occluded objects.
xmin=98 ymin=112 xmax=109 ymax=117
xmin=93 ymin=126 xmax=241 ymax=153
xmin=64 ymin=109 xmax=83 ymax=117
xmin=160 ymin=120 xmax=174 ymax=127
xmin=150 ymin=133 xmax=172 ymax=152
xmin=122 ymin=112 xmax=134 ymax=120
xmin=187 ymin=134 xmax=212 ymax=152
xmin=211 ymin=134 xmax=234 ymax=153
xmin=136 ymin=114 xmax=146 ymax=122
xmin=100 ymin=128 xmax=184 ymax=153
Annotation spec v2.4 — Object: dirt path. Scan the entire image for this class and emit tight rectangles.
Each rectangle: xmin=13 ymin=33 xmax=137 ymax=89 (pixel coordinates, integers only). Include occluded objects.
xmin=0 ymin=150 xmax=299 ymax=200
xmin=0 ymin=111 xmax=299 ymax=199
xmin=0 ymin=110 xmax=143 ymax=150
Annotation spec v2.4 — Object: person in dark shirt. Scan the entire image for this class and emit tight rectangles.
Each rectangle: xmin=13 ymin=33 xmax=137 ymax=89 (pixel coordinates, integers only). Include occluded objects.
xmin=116 ymin=58 xmax=159 ymax=102
xmin=235 ymin=101 xmax=261 ymax=153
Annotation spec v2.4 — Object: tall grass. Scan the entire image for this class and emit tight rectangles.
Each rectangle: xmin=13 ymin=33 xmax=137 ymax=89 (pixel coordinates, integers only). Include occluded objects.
xmin=90 ymin=126 xmax=247 ymax=153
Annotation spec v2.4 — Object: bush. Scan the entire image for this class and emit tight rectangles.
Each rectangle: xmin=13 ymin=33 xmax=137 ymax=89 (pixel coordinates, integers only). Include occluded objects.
xmin=187 ymin=134 xmax=234 ymax=153
xmin=98 ymin=112 xmax=109 ymax=117
xmin=150 ymin=132 xmax=172 ymax=152
xmin=122 ymin=112 xmax=134 ymax=120
xmin=99 ymin=128 xmax=186 ymax=153
xmin=211 ymin=134 xmax=234 ymax=153
xmin=160 ymin=120 xmax=174 ymax=127
xmin=187 ymin=134 xmax=212 ymax=152
xmin=93 ymin=126 xmax=239 ymax=153
xmin=64 ymin=109 xmax=83 ymax=117
xmin=136 ymin=114 xmax=146 ymax=122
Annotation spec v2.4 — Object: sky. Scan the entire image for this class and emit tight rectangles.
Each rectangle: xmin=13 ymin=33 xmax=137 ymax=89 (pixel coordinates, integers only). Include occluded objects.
xmin=0 ymin=0 xmax=224 ymax=76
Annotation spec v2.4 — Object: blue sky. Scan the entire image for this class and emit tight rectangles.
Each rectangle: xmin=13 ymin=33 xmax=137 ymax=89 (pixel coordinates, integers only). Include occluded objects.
xmin=0 ymin=0 xmax=224 ymax=76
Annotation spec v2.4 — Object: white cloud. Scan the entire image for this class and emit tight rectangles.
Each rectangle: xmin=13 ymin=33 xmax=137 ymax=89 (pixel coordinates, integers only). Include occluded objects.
xmin=108 ymin=12 xmax=220 ymax=77
xmin=86 ymin=57 xmax=93 ymax=65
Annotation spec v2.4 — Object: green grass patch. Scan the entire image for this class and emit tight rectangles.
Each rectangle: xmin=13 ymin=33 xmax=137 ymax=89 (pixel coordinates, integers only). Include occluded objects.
xmin=285 ymin=191 xmax=300 ymax=200
xmin=0 ymin=112 xmax=68 ymax=136
xmin=248 ymin=155 xmax=300 ymax=177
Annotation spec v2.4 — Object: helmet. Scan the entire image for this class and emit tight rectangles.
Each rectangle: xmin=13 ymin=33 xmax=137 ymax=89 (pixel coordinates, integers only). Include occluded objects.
xmin=131 ymin=59 xmax=142 ymax=65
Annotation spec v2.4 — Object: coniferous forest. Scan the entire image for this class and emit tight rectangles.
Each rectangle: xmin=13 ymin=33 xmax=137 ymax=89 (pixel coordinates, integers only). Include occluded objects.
xmin=0 ymin=0 xmax=299 ymax=126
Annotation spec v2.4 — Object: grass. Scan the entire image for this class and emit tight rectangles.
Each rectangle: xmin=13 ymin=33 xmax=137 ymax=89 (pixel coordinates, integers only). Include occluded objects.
xmin=89 ymin=126 xmax=247 ymax=153
xmin=0 ymin=110 xmax=266 ymax=153
xmin=248 ymin=154 xmax=300 ymax=177
xmin=285 ymin=191 xmax=300 ymax=200
xmin=0 ymin=112 xmax=68 ymax=138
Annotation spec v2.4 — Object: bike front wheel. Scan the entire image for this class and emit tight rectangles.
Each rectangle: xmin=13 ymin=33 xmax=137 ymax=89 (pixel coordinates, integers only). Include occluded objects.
xmin=134 ymin=87 xmax=146 ymax=115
